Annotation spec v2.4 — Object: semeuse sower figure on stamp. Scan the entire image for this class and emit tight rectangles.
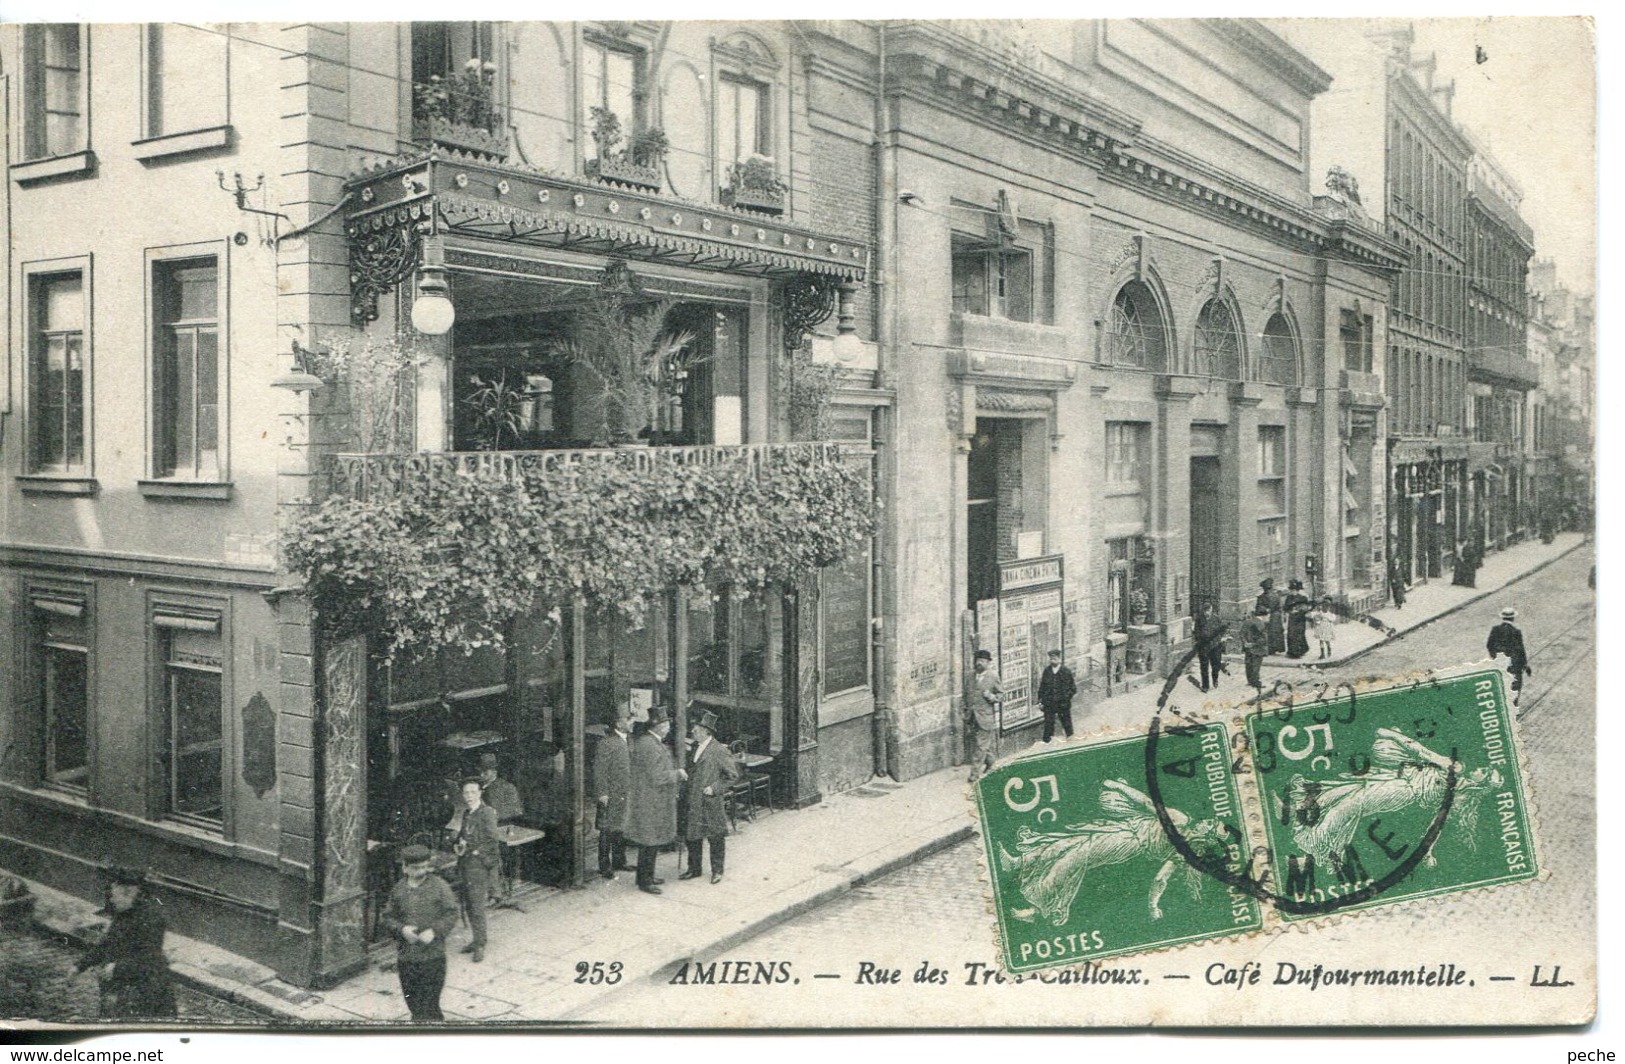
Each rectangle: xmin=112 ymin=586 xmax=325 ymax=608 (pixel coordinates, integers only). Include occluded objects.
xmin=1276 ymin=728 xmax=1502 ymax=878
xmin=74 ymin=866 xmax=176 ymax=1020
xmin=969 ymin=649 xmax=1004 ymax=782
xmin=996 ymin=779 xmax=1226 ymax=924
xmin=382 ymin=842 xmax=459 ymax=1022
xmin=1037 ymin=648 xmax=1077 ymax=742
xmin=1487 ymin=607 xmax=1532 ymax=706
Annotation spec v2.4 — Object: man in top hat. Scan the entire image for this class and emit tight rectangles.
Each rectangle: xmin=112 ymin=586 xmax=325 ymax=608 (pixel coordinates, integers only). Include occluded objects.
xmin=627 ymin=705 xmax=686 ymax=894
xmin=682 ymin=709 xmax=741 ymax=884
xmin=381 ymin=843 xmax=459 ymax=1022
xmin=477 ymin=752 xmax=524 ymax=824
xmin=75 ymin=866 xmax=176 ymax=1019
xmin=594 ymin=708 xmax=634 ymax=880
xmin=969 ymin=649 xmax=1004 ymax=782
xmin=446 ymin=777 xmax=501 ymax=962
xmin=1487 ymin=607 xmax=1533 ymax=705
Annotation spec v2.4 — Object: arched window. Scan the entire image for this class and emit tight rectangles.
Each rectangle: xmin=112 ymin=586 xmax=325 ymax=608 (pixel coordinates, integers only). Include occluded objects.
xmin=1108 ymin=282 xmax=1166 ymax=371
xmin=1193 ymin=298 xmax=1240 ymax=379
xmin=1259 ymin=312 xmax=1299 ymax=386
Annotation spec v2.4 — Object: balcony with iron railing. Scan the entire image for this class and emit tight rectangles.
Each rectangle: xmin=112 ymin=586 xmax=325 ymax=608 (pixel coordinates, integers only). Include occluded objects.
xmin=330 ymin=442 xmax=854 ymax=502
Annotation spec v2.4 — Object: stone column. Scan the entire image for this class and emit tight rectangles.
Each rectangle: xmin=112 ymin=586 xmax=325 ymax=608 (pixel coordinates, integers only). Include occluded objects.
xmin=1223 ymin=383 xmax=1266 ymax=616
xmin=1155 ymin=375 xmax=1198 ymax=632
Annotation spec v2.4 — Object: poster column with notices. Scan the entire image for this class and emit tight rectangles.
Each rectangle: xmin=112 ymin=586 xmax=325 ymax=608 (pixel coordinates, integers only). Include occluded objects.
xmin=992 ymin=556 xmax=1064 ymax=733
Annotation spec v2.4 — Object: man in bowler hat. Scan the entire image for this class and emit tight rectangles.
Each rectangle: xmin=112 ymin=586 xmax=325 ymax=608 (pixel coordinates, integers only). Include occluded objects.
xmin=628 ymin=705 xmax=686 ymax=894
xmin=1036 ymin=649 xmax=1077 ymax=742
xmin=682 ymin=709 xmax=741 ymax=884
xmin=594 ymin=708 xmax=634 ymax=879
xmin=382 ymin=843 xmax=459 ymax=1022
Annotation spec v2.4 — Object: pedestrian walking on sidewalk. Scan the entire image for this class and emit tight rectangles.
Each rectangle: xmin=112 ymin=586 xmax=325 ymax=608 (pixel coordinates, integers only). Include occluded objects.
xmin=1240 ymin=604 xmax=1270 ymax=691
xmin=1285 ymin=579 xmax=1311 ymax=659
xmin=1037 ymin=649 xmax=1077 ymax=742
xmin=594 ymin=709 xmax=634 ymax=880
xmin=1487 ymin=607 xmax=1533 ymax=706
xmin=628 ymin=705 xmax=686 ymax=895
xmin=382 ymin=843 xmax=459 ymax=1023
xmin=682 ymin=710 xmax=740 ymax=884
xmin=1193 ymin=600 xmax=1227 ymax=692
xmin=1311 ymin=597 xmax=1338 ymax=660
xmin=446 ymin=778 xmax=500 ymax=963
xmin=1389 ymin=559 xmax=1407 ymax=610
xmin=969 ymin=649 xmax=1004 ymax=782
xmin=74 ymin=866 xmax=176 ymax=1020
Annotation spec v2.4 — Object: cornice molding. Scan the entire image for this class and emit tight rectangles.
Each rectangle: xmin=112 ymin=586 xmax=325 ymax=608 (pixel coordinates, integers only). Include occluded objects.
xmin=1204 ymin=19 xmax=1333 ymax=98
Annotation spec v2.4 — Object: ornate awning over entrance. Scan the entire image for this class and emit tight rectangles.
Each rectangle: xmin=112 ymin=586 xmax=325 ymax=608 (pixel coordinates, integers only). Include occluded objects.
xmin=344 ymin=149 xmax=870 ymax=324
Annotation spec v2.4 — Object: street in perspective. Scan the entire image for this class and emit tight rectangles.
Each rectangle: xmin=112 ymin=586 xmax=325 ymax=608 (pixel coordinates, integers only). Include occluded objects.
xmin=0 ymin=16 xmax=1594 ymax=1031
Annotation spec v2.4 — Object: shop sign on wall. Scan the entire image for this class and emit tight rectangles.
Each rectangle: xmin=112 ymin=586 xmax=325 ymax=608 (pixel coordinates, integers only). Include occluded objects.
xmin=989 ymin=556 xmax=1064 ymax=733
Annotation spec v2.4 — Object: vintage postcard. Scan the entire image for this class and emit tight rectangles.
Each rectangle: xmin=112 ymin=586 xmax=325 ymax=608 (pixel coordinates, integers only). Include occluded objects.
xmin=0 ymin=13 xmax=1596 ymax=1036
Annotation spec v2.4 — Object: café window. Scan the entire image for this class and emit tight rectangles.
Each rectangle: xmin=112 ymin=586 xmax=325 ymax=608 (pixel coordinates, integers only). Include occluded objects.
xmin=27 ymin=269 xmax=89 ymax=475
xmin=33 ymin=592 xmax=90 ymax=793
xmin=22 ymin=24 xmax=85 ymax=161
xmin=154 ymin=607 xmax=225 ymax=827
xmin=151 ymin=255 xmax=222 ymax=480
xmin=689 ymin=586 xmax=778 ymax=754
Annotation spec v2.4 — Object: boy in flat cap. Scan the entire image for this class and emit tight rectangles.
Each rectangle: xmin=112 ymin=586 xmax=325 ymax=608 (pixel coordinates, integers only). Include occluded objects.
xmin=382 ymin=843 xmax=459 ymax=1022
xmin=75 ymin=866 xmax=176 ymax=1019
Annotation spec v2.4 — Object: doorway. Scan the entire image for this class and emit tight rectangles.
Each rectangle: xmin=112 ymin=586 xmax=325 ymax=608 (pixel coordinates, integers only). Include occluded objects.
xmin=1189 ymin=456 xmax=1221 ymax=613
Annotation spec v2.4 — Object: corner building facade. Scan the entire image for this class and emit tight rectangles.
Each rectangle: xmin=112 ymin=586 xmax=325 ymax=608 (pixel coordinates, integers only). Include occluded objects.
xmin=854 ymin=21 xmax=1403 ymax=776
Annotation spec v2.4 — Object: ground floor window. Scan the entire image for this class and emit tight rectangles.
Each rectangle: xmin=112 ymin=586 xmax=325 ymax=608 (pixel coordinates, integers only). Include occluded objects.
xmin=34 ymin=596 xmax=89 ymax=792
xmin=154 ymin=611 xmax=225 ymax=825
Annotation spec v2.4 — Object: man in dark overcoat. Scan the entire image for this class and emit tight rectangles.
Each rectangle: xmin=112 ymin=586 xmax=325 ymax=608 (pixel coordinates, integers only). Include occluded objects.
xmin=1035 ymin=649 xmax=1077 ymax=742
xmin=681 ymin=710 xmax=740 ymax=884
xmin=1487 ymin=606 xmax=1533 ymax=705
xmin=1256 ymin=578 xmax=1285 ymax=654
xmin=594 ymin=709 xmax=633 ymax=880
xmin=1240 ymin=604 xmax=1271 ymax=691
xmin=74 ymin=867 xmax=176 ymax=1019
xmin=627 ymin=705 xmax=686 ymax=895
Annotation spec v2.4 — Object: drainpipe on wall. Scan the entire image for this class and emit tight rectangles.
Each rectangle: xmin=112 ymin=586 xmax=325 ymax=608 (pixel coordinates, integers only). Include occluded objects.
xmin=870 ymin=22 xmax=903 ymax=782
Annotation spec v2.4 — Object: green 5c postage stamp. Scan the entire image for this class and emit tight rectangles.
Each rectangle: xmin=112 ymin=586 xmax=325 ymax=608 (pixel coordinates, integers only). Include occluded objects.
xmin=1245 ymin=668 xmax=1538 ymax=920
xmin=974 ymin=725 xmax=1264 ymax=973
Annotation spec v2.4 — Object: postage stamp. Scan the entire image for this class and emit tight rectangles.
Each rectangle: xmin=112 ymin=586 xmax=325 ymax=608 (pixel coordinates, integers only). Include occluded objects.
xmin=1244 ymin=668 xmax=1538 ymax=920
xmin=974 ymin=725 xmax=1264 ymax=973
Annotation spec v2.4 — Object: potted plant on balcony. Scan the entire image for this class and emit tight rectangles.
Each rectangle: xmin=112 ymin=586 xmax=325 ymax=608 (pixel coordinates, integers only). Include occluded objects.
xmin=586 ymin=107 xmax=668 ymax=192
xmin=413 ymin=57 xmax=509 ymax=160
xmin=722 ymin=154 xmax=788 ymax=215
xmin=549 ymin=266 xmax=696 ymax=445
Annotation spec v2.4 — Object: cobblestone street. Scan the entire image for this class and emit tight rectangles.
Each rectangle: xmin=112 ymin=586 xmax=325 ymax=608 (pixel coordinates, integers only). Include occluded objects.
xmin=579 ymin=546 xmax=1596 ymax=1026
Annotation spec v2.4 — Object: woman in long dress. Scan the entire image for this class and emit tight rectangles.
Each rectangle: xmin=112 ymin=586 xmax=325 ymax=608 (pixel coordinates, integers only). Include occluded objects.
xmin=1284 ymin=579 xmax=1311 ymax=658
xmin=996 ymin=779 xmax=1227 ymax=925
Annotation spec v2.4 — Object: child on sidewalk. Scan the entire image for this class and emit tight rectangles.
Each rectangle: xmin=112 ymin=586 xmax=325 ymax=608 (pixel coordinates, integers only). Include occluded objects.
xmin=1311 ymin=597 xmax=1337 ymax=660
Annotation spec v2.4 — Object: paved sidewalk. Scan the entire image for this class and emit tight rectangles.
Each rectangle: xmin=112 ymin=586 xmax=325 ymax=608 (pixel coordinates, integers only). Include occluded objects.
xmin=22 ymin=532 xmax=1585 ymax=1026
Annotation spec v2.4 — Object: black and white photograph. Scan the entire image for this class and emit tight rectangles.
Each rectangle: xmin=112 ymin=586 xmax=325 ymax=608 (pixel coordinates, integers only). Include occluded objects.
xmin=0 ymin=11 xmax=1600 ymax=1046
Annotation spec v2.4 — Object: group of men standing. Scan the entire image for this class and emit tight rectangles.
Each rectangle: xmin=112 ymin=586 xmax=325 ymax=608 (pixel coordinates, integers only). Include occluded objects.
xmin=594 ymin=705 xmax=740 ymax=894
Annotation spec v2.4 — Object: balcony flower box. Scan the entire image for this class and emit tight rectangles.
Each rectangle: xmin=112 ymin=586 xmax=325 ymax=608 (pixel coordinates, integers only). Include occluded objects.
xmin=722 ymin=184 xmax=785 ymax=215
xmin=722 ymin=154 xmax=787 ymax=216
xmin=412 ymin=116 xmax=509 ymax=161
xmin=587 ymin=155 xmax=663 ymax=192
